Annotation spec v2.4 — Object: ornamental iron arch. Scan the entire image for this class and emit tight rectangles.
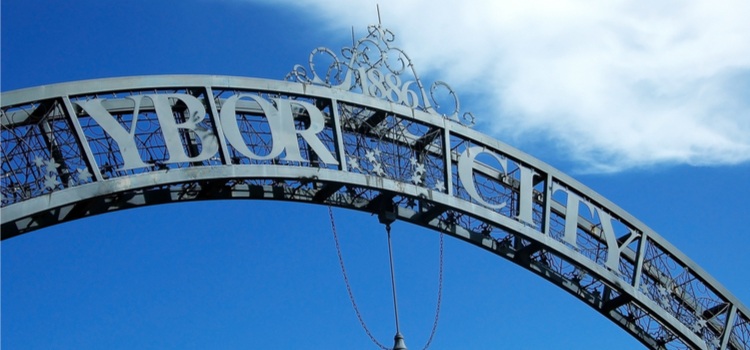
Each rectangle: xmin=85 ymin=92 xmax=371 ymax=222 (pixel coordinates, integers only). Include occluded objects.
xmin=2 ymin=25 xmax=749 ymax=350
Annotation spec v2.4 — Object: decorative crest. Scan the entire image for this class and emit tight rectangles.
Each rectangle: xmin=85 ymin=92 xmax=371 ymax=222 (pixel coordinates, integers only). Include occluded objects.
xmin=287 ymin=24 xmax=475 ymax=126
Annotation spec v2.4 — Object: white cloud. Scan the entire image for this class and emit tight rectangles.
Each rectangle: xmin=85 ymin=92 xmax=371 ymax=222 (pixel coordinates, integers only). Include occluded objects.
xmin=254 ymin=0 xmax=750 ymax=172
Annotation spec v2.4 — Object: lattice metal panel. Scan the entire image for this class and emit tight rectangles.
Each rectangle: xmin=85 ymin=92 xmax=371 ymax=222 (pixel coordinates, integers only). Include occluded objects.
xmin=1 ymin=99 xmax=91 ymax=205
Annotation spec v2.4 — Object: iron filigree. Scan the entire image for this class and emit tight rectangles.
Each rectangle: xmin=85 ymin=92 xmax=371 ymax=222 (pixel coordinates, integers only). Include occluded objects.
xmin=287 ymin=25 xmax=476 ymax=127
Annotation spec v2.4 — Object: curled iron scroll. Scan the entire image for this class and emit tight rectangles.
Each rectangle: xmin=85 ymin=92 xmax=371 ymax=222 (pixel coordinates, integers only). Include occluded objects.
xmin=286 ymin=24 xmax=475 ymax=127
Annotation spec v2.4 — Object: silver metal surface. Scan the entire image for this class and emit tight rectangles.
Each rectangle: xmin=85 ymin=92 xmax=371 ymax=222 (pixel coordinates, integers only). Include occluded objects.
xmin=2 ymin=26 xmax=749 ymax=350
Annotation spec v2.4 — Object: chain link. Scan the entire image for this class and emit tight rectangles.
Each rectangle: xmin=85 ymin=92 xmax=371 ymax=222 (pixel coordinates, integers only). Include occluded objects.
xmin=329 ymin=206 xmax=390 ymax=350
xmin=328 ymin=206 xmax=444 ymax=350
xmin=421 ymin=229 xmax=443 ymax=350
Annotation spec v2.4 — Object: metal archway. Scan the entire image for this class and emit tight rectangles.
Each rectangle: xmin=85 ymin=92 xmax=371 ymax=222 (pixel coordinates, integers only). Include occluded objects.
xmin=2 ymin=26 xmax=749 ymax=350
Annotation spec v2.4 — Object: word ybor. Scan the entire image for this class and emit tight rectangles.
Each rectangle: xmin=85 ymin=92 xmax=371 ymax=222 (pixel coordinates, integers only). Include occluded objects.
xmin=75 ymin=93 xmax=338 ymax=170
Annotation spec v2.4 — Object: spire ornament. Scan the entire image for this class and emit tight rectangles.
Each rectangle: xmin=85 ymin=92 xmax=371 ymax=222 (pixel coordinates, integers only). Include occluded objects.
xmin=287 ymin=24 xmax=475 ymax=127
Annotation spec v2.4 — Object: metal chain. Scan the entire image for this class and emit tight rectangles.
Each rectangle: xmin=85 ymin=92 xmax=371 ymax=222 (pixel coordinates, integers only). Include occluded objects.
xmin=328 ymin=206 xmax=444 ymax=350
xmin=329 ymin=206 xmax=390 ymax=350
xmin=421 ymin=229 xmax=443 ymax=350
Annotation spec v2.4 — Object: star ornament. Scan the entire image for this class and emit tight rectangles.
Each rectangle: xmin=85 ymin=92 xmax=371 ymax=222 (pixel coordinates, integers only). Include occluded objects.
xmin=434 ymin=180 xmax=446 ymax=192
xmin=43 ymin=174 xmax=60 ymax=190
xmin=410 ymin=172 xmax=423 ymax=185
xmin=77 ymin=167 xmax=93 ymax=183
xmin=34 ymin=156 xmax=46 ymax=168
xmin=414 ymin=163 xmax=426 ymax=175
xmin=348 ymin=156 xmax=362 ymax=172
xmin=365 ymin=150 xmax=378 ymax=163
xmin=691 ymin=319 xmax=707 ymax=333
xmin=44 ymin=158 xmax=61 ymax=174
xmin=657 ymin=284 xmax=668 ymax=297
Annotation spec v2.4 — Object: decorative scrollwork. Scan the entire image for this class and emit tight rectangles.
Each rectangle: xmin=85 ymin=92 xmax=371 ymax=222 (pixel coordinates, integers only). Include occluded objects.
xmin=286 ymin=24 xmax=475 ymax=127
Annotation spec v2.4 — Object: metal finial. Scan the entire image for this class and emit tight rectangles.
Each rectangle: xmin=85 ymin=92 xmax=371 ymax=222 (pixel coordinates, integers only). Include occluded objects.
xmin=393 ymin=332 xmax=408 ymax=350
xmin=377 ymin=4 xmax=382 ymax=26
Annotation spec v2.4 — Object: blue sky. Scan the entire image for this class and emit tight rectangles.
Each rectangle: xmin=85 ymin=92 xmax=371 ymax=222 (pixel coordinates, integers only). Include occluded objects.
xmin=2 ymin=1 xmax=749 ymax=349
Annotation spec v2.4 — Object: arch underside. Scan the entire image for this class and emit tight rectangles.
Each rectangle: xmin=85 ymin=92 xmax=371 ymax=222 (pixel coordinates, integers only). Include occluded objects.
xmin=2 ymin=75 xmax=749 ymax=350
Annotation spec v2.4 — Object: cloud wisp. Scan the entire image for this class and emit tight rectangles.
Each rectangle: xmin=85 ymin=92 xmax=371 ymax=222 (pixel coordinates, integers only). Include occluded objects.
xmin=253 ymin=0 xmax=750 ymax=173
